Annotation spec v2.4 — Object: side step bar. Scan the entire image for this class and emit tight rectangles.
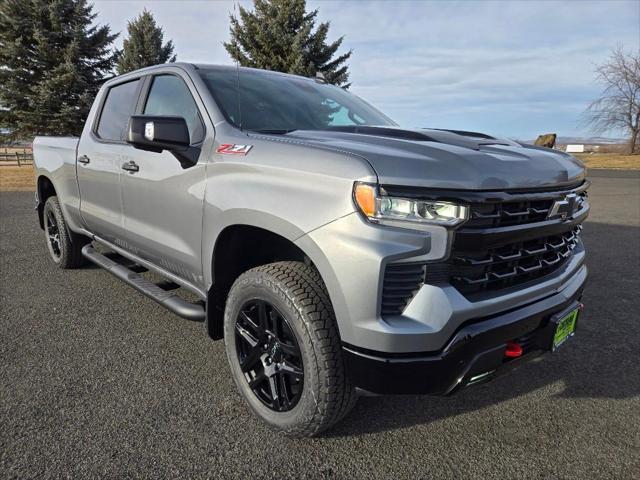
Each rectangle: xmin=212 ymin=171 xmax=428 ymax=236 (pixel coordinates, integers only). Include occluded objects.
xmin=82 ymin=245 xmax=205 ymax=322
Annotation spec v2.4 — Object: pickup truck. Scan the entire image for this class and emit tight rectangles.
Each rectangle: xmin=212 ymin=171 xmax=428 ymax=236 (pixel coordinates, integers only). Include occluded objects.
xmin=33 ymin=63 xmax=589 ymax=437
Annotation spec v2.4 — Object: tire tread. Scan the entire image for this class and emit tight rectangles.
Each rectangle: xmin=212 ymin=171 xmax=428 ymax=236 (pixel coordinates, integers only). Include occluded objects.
xmin=232 ymin=261 xmax=357 ymax=436
xmin=44 ymin=196 xmax=87 ymax=269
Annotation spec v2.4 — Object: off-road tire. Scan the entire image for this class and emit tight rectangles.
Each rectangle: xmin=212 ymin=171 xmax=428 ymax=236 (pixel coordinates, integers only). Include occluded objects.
xmin=43 ymin=196 xmax=88 ymax=269
xmin=224 ymin=261 xmax=357 ymax=437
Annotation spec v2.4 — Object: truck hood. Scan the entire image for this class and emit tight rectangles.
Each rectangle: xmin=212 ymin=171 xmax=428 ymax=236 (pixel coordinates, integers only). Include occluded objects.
xmin=281 ymin=126 xmax=586 ymax=190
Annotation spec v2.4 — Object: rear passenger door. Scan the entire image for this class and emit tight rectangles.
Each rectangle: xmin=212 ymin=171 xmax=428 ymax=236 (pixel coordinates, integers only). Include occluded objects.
xmin=119 ymin=72 xmax=209 ymax=288
xmin=77 ymin=78 xmax=143 ymax=244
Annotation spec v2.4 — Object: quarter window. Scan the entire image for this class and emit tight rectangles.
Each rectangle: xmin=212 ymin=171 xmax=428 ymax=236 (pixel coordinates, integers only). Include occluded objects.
xmin=96 ymin=79 xmax=141 ymax=141
xmin=144 ymin=75 xmax=205 ymax=144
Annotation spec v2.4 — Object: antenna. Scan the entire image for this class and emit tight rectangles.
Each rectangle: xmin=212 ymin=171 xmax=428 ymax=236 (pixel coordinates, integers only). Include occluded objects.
xmin=233 ymin=2 xmax=242 ymax=131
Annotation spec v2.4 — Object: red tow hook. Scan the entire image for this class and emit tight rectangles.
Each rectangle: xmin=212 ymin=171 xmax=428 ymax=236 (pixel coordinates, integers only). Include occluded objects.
xmin=504 ymin=341 xmax=523 ymax=358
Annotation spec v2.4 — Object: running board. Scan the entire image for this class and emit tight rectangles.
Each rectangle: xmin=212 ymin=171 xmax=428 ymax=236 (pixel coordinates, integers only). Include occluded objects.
xmin=82 ymin=245 xmax=205 ymax=322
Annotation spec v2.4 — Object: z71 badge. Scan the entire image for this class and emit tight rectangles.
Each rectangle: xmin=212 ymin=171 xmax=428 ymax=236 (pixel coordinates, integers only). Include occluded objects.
xmin=216 ymin=144 xmax=253 ymax=155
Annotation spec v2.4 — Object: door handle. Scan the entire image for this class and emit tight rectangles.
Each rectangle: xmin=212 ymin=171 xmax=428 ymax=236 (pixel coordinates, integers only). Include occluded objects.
xmin=121 ymin=161 xmax=139 ymax=173
xmin=78 ymin=155 xmax=90 ymax=164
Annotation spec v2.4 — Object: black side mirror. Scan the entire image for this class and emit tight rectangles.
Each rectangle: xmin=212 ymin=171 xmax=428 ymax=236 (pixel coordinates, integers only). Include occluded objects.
xmin=126 ymin=115 xmax=199 ymax=168
xmin=127 ymin=115 xmax=190 ymax=152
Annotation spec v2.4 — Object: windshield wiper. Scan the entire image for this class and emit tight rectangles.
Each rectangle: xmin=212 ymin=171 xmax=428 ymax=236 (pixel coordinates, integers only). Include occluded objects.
xmin=249 ymin=129 xmax=297 ymax=135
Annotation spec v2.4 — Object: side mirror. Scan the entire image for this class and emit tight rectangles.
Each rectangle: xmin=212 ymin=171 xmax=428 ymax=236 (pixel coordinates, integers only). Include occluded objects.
xmin=127 ymin=115 xmax=190 ymax=153
xmin=126 ymin=115 xmax=199 ymax=168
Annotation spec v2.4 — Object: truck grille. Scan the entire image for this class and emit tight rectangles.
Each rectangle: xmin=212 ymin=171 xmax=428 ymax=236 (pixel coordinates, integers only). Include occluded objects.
xmin=378 ymin=183 xmax=589 ymax=310
xmin=432 ymin=225 xmax=583 ymax=296
xmin=381 ymin=263 xmax=426 ymax=316
xmin=464 ymin=191 xmax=587 ymax=229
xmin=434 ymin=186 xmax=588 ymax=297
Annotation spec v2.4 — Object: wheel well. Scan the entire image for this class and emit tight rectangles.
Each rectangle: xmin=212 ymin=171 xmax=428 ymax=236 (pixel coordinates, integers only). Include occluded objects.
xmin=207 ymin=225 xmax=310 ymax=340
xmin=36 ymin=176 xmax=56 ymax=229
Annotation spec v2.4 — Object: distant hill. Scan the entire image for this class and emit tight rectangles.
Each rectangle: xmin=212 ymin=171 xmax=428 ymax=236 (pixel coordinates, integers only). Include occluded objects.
xmin=555 ymin=136 xmax=626 ymax=145
xmin=521 ymin=136 xmax=627 ymax=145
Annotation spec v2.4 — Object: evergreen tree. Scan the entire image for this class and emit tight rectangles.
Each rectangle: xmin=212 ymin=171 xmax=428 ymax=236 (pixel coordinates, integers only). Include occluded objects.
xmin=116 ymin=9 xmax=176 ymax=75
xmin=0 ymin=0 xmax=119 ymax=140
xmin=224 ymin=0 xmax=352 ymax=87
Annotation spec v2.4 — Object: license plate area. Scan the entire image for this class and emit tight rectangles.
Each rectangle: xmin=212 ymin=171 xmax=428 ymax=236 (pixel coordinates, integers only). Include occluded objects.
xmin=550 ymin=305 xmax=580 ymax=351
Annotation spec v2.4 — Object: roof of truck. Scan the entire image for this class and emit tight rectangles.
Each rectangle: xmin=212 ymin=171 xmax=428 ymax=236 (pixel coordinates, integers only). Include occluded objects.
xmin=194 ymin=63 xmax=305 ymax=76
xmin=109 ymin=62 xmax=317 ymax=84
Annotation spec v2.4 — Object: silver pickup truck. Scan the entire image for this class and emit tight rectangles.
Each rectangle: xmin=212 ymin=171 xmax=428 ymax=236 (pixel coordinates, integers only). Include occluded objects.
xmin=33 ymin=63 xmax=589 ymax=436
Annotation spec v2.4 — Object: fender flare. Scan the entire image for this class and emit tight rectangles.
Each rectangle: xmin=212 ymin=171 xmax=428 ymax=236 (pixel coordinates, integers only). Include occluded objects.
xmin=203 ymin=209 xmax=347 ymax=340
xmin=204 ymin=208 xmax=307 ymax=287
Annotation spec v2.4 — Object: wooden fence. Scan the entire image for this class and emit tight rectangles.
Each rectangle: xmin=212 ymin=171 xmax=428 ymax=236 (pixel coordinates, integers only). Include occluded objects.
xmin=0 ymin=148 xmax=33 ymax=166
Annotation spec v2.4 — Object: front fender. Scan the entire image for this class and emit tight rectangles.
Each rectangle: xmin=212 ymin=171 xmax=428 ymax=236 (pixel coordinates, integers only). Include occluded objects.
xmin=202 ymin=208 xmax=308 ymax=288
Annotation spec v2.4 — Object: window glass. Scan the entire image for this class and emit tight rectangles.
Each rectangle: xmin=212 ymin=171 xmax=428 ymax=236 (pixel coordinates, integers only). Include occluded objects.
xmin=198 ymin=67 xmax=395 ymax=132
xmin=144 ymin=75 xmax=205 ymax=144
xmin=96 ymin=79 xmax=141 ymax=141
xmin=325 ymin=100 xmax=366 ymax=126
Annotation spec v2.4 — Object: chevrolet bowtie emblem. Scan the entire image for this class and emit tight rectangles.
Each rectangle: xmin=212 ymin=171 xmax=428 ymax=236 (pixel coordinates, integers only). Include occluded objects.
xmin=548 ymin=193 xmax=577 ymax=220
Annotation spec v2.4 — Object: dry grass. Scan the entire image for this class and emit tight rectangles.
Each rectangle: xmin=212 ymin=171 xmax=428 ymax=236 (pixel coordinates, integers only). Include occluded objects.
xmin=574 ymin=153 xmax=640 ymax=170
xmin=0 ymin=165 xmax=36 ymax=191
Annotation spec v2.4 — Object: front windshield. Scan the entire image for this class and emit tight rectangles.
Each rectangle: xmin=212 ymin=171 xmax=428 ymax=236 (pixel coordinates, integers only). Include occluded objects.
xmin=198 ymin=67 xmax=396 ymax=132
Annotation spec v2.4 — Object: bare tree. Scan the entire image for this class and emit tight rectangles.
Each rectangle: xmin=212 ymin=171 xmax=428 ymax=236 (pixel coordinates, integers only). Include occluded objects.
xmin=585 ymin=45 xmax=640 ymax=154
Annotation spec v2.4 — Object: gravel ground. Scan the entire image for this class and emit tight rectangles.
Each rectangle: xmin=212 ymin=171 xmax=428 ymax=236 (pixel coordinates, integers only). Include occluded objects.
xmin=1 ymin=173 xmax=639 ymax=479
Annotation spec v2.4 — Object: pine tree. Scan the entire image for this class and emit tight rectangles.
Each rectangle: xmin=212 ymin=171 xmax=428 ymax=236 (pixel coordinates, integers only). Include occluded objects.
xmin=0 ymin=0 xmax=119 ymax=140
xmin=116 ymin=9 xmax=176 ymax=75
xmin=224 ymin=0 xmax=352 ymax=87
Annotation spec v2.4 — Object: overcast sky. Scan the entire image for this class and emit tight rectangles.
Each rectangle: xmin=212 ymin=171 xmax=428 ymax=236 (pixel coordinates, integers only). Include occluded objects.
xmin=93 ymin=0 xmax=639 ymax=140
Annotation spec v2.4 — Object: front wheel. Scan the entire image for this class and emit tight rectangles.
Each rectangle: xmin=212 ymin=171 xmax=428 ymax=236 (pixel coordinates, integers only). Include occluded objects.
xmin=223 ymin=261 xmax=357 ymax=437
xmin=43 ymin=196 xmax=88 ymax=269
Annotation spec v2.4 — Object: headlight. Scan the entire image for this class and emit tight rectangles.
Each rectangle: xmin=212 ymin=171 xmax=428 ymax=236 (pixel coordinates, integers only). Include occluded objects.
xmin=353 ymin=182 xmax=469 ymax=228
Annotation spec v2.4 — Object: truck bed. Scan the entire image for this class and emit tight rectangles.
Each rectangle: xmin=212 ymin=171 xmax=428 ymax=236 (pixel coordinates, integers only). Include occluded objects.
xmin=33 ymin=136 xmax=79 ymax=172
xmin=33 ymin=136 xmax=82 ymax=233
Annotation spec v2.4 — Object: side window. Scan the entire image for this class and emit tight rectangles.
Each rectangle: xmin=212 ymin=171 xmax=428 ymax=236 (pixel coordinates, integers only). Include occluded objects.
xmin=144 ymin=75 xmax=205 ymax=144
xmin=96 ymin=79 xmax=141 ymax=141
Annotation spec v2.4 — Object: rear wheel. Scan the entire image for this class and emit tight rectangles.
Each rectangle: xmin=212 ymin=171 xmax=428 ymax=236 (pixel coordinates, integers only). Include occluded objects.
xmin=43 ymin=196 xmax=88 ymax=269
xmin=224 ymin=261 xmax=357 ymax=437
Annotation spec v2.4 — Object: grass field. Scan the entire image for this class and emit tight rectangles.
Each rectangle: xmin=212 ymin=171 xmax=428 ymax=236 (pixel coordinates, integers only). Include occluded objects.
xmin=0 ymin=166 xmax=36 ymax=191
xmin=574 ymin=153 xmax=639 ymax=169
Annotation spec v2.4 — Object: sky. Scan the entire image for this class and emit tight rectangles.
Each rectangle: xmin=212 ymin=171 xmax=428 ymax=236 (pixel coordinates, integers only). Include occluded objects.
xmin=92 ymin=0 xmax=640 ymax=140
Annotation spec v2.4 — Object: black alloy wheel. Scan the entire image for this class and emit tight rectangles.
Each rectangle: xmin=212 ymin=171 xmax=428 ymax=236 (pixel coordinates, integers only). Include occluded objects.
xmin=42 ymin=196 xmax=88 ymax=269
xmin=224 ymin=261 xmax=357 ymax=436
xmin=45 ymin=208 xmax=62 ymax=260
xmin=234 ymin=299 xmax=304 ymax=412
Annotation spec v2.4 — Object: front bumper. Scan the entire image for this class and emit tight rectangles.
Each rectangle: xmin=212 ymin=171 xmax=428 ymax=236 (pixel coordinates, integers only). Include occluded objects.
xmin=343 ymin=284 xmax=584 ymax=395
xmin=297 ymin=210 xmax=587 ymax=353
